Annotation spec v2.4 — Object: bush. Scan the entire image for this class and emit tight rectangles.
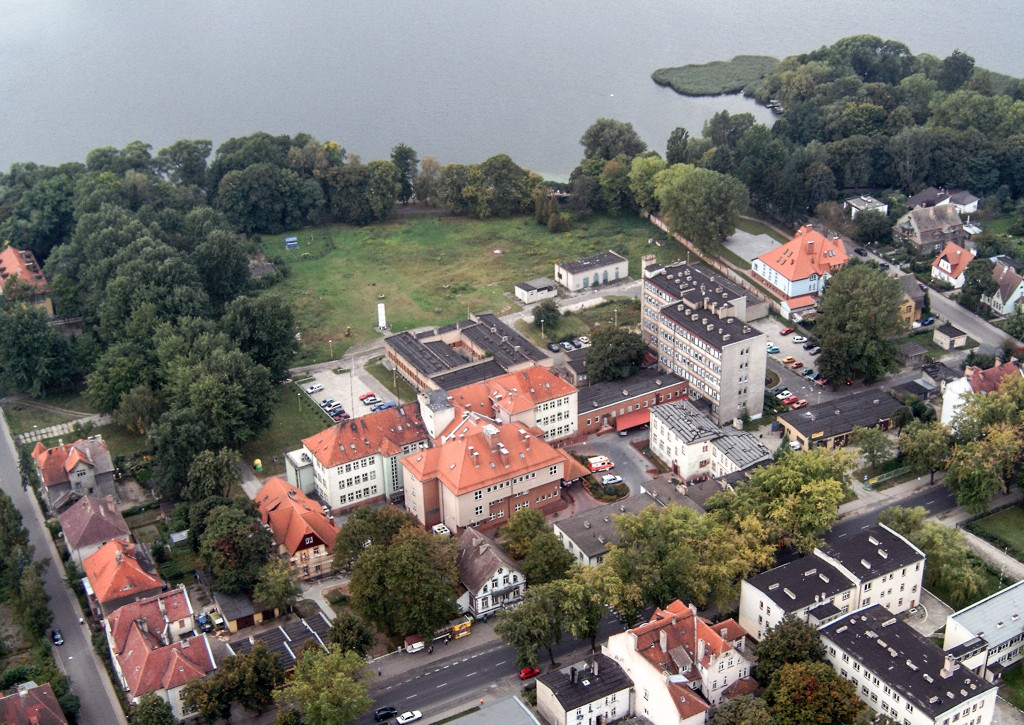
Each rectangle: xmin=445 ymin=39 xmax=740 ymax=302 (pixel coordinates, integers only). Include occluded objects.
xmin=0 ymin=664 xmax=36 ymax=689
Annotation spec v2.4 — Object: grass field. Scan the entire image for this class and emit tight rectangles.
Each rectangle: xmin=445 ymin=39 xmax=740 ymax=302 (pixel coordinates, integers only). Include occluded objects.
xmin=968 ymin=506 xmax=1024 ymax=560
xmin=1 ymin=404 xmax=80 ymax=435
xmin=928 ymin=556 xmax=1002 ymax=610
xmin=38 ymin=391 xmax=99 ymax=414
xmin=735 ymin=217 xmax=789 ymax=244
xmin=366 ymin=356 xmax=419 ymax=403
xmin=90 ymin=423 xmax=149 ymax=458
xmin=1001 ymin=663 xmax=1024 ymax=711
xmin=652 ymin=55 xmax=778 ymax=96
xmin=258 ymin=214 xmax=678 ymax=364
xmin=515 ymin=297 xmax=641 ymax=346
xmin=240 ymin=383 xmax=335 ymax=476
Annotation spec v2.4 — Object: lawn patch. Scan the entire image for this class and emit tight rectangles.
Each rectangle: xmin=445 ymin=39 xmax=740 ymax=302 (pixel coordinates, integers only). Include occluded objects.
xmin=240 ymin=383 xmax=332 ymax=476
xmin=90 ymin=423 xmax=149 ymax=458
xmin=652 ymin=55 xmax=779 ymax=96
xmin=968 ymin=506 xmax=1024 ymax=561
xmin=1001 ymin=663 xmax=1024 ymax=711
xmin=1 ymin=404 xmax=80 ymax=435
xmin=735 ymin=217 xmax=789 ymax=244
xmin=366 ymin=356 xmax=419 ymax=403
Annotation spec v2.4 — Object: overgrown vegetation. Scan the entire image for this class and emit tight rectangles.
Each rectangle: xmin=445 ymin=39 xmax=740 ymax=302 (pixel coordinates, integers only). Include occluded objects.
xmin=652 ymin=55 xmax=779 ymax=96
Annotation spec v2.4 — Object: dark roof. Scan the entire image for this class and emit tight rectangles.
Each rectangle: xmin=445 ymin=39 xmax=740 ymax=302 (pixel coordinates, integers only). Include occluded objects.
xmin=641 ymin=478 xmax=702 ymax=512
xmin=898 ymin=274 xmax=925 ymax=304
xmin=229 ymin=614 xmax=329 ymax=669
xmin=660 ymin=304 xmax=762 ymax=349
xmin=457 ymin=528 xmax=521 ymax=592
xmin=424 ymin=340 xmax=468 ymax=368
xmin=907 ymin=186 xmax=943 ymax=208
xmin=516 ymin=277 xmax=556 ymax=292
xmin=558 ymin=251 xmax=627 ymax=275
xmin=891 ymin=380 xmax=935 ymax=400
xmin=686 ymin=478 xmax=732 ymax=508
xmin=537 ymin=654 xmax=633 ymax=711
xmin=745 ymin=557 xmax=855 ymax=611
xmin=463 ymin=313 xmax=547 ymax=367
xmin=820 ymin=605 xmax=995 ymax=719
xmin=58 ymin=495 xmax=130 ymax=550
xmin=577 ymin=368 xmax=686 ymax=412
xmin=922 ymin=361 xmax=961 ymax=384
xmin=213 ymin=590 xmax=256 ymax=621
xmin=898 ymin=341 xmax=927 ymax=357
xmin=431 ymin=359 xmax=507 ymax=389
xmin=554 ymin=497 xmax=654 ymax=559
xmin=645 ymin=261 xmax=757 ymax=308
xmin=778 ymin=390 xmax=902 ymax=441
xmin=807 ymin=601 xmax=841 ymax=622
xmin=818 ymin=525 xmax=924 ymax=580
xmin=386 ymin=331 xmax=453 ymax=376
xmin=936 ymin=323 xmax=965 ymax=338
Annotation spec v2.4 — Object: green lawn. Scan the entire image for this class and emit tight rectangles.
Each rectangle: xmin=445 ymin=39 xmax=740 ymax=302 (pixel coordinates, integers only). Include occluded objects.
xmin=516 ymin=297 xmax=641 ymax=346
xmin=157 ymin=545 xmax=197 ymax=587
xmin=720 ymin=245 xmax=752 ymax=270
xmin=240 ymin=383 xmax=331 ymax=476
xmin=258 ymin=214 xmax=680 ymax=364
xmin=899 ymin=329 xmax=974 ymax=361
xmin=90 ymin=423 xmax=149 ymax=458
xmin=366 ymin=356 xmax=419 ymax=403
xmin=38 ymin=391 xmax=99 ymax=414
xmin=1 ymin=404 xmax=80 ymax=435
xmin=735 ymin=217 xmax=789 ymax=244
xmin=968 ymin=506 xmax=1024 ymax=560
xmin=1001 ymin=664 xmax=1024 ymax=711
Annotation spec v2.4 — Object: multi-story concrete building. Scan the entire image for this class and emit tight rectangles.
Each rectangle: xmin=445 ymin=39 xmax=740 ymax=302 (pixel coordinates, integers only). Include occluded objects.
xmin=536 ymin=655 xmax=633 ymax=725
xmin=573 ymin=368 xmax=688 ymax=439
xmin=820 ymin=605 xmax=997 ymax=725
xmin=943 ymin=579 xmax=1024 ymax=683
xmin=288 ymin=402 xmax=429 ymax=512
xmin=641 ymin=257 xmax=768 ymax=326
xmin=402 ymin=413 xmax=573 ymax=535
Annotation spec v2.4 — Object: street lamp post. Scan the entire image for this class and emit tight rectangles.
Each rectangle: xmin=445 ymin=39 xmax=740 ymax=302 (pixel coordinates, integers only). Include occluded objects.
xmin=614 ymin=308 xmax=618 ymax=327
xmin=328 ymin=339 xmax=333 ymax=359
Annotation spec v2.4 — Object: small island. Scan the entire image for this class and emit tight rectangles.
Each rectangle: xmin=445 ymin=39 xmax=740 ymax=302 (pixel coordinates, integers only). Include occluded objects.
xmin=651 ymin=54 xmax=778 ymax=96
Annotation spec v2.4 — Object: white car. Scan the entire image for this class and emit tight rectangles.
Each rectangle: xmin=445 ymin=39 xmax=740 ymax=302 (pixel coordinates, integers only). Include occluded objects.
xmin=775 ymin=389 xmax=792 ymax=400
xmin=792 ymin=335 xmax=807 ymax=343
xmin=600 ymin=474 xmax=623 ymax=485
xmin=397 ymin=712 xmax=422 ymax=724
xmin=305 ymin=383 xmax=323 ymax=394
xmin=578 ymin=336 xmax=590 ymax=345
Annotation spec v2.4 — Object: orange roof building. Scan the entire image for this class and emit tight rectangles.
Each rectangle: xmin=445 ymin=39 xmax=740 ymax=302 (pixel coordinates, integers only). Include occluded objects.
xmin=604 ymin=600 xmax=755 ymax=722
xmin=255 ymin=477 xmax=340 ymax=579
xmin=931 ymin=242 xmax=975 ymax=289
xmin=750 ymin=226 xmax=849 ymax=301
xmin=0 ymin=245 xmax=53 ymax=316
xmin=402 ymin=413 xmax=571 ymax=534
xmin=82 ymin=539 xmax=164 ymax=615
xmin=964 ymin=360 xmax=1023 ymax=394
xmin=31 ymin=435 xmax=117 ymax=511
xmin=288 ymin=402 xmax=429 ymax=513
xmin=0 ymin=681 xmax=68 ymax=725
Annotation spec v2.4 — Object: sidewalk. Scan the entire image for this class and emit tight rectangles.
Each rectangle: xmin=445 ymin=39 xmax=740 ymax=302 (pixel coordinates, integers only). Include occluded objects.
xmin=367 ymin=617 xmax=503 ymax=682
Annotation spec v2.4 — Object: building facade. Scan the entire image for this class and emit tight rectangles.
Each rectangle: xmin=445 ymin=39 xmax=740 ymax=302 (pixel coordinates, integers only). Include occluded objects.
xmin=573 ymin=369 xmax=689 ymax=439
xmin=777 ymin=391 xmax=903 ymax=451
xmin=555 ymin=251 xmax=628 ymax=292
xmin=943 ymin=579 xmax=1024 ymax=682
xmin=931 ymin=243 xmax=975 ymax=289
xmin=981 ymin=259 xmax=1024 ymax=315
xmin=514 ymin=277 xmax=558 ymax=304
xmin=894 ymin=206 xmax=967 ymax=258
xmin=845 ymin=195 xmax=889 ymax=219
xmin=255 ymin=477 xmax=339 ymax=580
xmin=750 ymin=226 xmax=849 ymax=301
xmin=457 ymin=528 xmax=525 ymax=619
xmin=82 ymin=539 xmax=165 ymax=617
xmin=32 ymin=436 xmax=117 ymax=511
xmin=536 ymin=655 xmax=633 ymax=725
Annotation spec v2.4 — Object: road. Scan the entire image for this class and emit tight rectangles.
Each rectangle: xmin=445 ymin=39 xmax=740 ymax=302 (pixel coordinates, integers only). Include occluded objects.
xmin=0 ymin=415 xmax=127 ymax=723
xmin=826 ymin=485 xmax=958 ymax=542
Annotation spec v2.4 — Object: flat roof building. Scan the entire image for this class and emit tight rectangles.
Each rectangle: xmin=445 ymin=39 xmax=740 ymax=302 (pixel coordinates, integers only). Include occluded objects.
xmin=777 ymin=390 xmax=903 ymax=451
xmin=515 ymin=277 xmax=558 ymax=304
xmin=555 ymin=251 xmax=628 ymax=291
xmin=943 ymin=579 xmax=1024 ymax=682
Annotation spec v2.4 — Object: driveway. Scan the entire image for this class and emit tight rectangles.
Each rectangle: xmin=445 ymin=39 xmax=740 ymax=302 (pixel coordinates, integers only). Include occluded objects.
xmin=722 ymin=228 xmax=779 ymax=263
xmin=566 ymin=428 xmax=653 ymax=497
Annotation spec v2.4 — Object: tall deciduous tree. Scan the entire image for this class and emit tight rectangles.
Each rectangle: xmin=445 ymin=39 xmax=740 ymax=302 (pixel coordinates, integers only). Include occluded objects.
xmin=766 ymin=662 xmax=865 ymax=725
xmin=501 ymin=509 xmax=549 ymax=559
xmin=198 ymin=505 xmax=273 ymax=595
xmin=586 ymin=328 xmax=647 ymax=383
xmin=898 ymin=421 xmax=952 ymax=484
xmin=815 ymin=262 xmax=903 ymax=383
xmin=253 ymin=558 xmax=303 ymax=613
xmin=628 ymin=154 xmax=667 ymax=212
xmin=580 ymin=118 xmax=647 ymax=161
xmin=273 ymin=646 xmax=371 ymax=725
xmin=332 ymin=507 xmax=419 ymax=571
xmin=849 ymin=426 xmax=895 ymax=468
xmin=709 ymin=695 xmax=772 ymax=725
xmin=128 ymin=693 xmax=178 ymax=725
xmin=752 ymin=615 xmax=826 ymax=684
xmin=666 ymin=127 xmax=690 ymax=165
xmin=327 ymin=611 xmax=376 ymax=657
xmin=495 ymin=581 xmax=566 ymax=667
xmin=222 ymin=295 xmax=300 ymax=381
xmin=186 ymin=447 xmax=241 ymax=502
xmin=532 ymin=300 xmax=561 ymax=335
xmin=653 ymin=163 xmax=749 ymax=254
xmin=416 ymin=156 xmax=441 ymax=206
xmin=522 ymin=532 xmax=575 ymax=586
xmin=390 ymin=143 xmax=418 ymax=204
xmin=0 ymin=305 xmax=78 ymax=396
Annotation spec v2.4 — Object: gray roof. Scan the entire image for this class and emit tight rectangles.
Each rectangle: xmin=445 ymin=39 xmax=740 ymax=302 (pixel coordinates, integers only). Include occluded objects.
xmin=641 ymin=478 xmax=702 ymax=512
xmin=424 ymin=389 xmax=453 ymax=412
xmin=516 ymin=277 xmax=556 ymax=292
xmin=948 ymin=579 xmax=1024 ymax=652
xmin=554 ymin=496 xmax=654 ymax=559
xmin=820 ymin=605 xmax=996 ymax=720
xmin=577 ymin=368 xmax=685 ymax=412
xmin=845 ymin=195 xmax=886 ymax=212
xmin=922 ymin=361 xmax=961 ymax=385
xmin=558 ymin=251 xmax=627 ymax=275
xmin=660 ymin=303 xmax=763 ymax=349
xmin=229 ymin=614 xmax=330 ymax=669
xmin=386 ymin=331 xmax=453 ymax=376
xmin=430 ymin=359 xmax=507 ymax=390
xmin=935 ymin=323 xmax=965 ymax=338
xmin=443 ymin=696 xmax=541 ymax=725
xmin=537 ymin=654 xmax=633 ymax=711
xmin=464 ymin=313 xmax=548 ymax=367
xmin=779 ymin=390 xmax=903 ymax=441
xmin=745 ymin=557 xmax=856 ymax=611
xmin=902 ymin=205 xmax=964 ymax=235
xmin=899 ymin=341 xmax=927 ymax=356
xmin=711 ymin=431 xmax=772 ymax=470
xmin=898 ymin=274 xmax=925 ymax=304
xmin=645 ymin=261 xmax=759 ymax=309
xmin=457 ymin=528 xmax=521 ymax=593
xmin=818 ymin=525 xmax=924 ymax=580
xmin=213 ymin=590 xmax=256 ymax=621
xmin=651 ymin=400 xmax=719 ymax=444
xmin=58 ymin=495 xmax=130 ymax=550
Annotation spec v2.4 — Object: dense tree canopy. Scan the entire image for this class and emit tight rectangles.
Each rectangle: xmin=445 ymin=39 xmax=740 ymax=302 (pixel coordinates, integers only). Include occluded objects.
xmin=580 ymin=118 xmax=648 ymax=161
xmin=198 ymin=505 xmax=274 ymax=595
xmin=274 ymin=646 xmax=371 ymax=725
xmin=654 ymin=163 xmax=749 ymax=253
xmin=586 ymin=327 xmax=647 ymax=383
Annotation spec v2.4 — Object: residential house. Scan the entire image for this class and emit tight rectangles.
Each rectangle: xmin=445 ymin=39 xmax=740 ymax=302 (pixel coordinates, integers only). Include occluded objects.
xmin=893 ymin=206 xmax=967 ymax=258
xmin=0 ymin=245 xmax=54 ymax=316
xmin=931 ymin=243 xmax=975 ymax=289
xmin=820 ymin=605 xmax=996 ymax=725
xmin=844 ymin=195 xmax=889 ymax=219
xmin=456 ymin=528 xmax=525 ymax=619
xmin=288 ymin=402 xmax=429 ymax=512
xmin=0 ymin=681 xmax=68 ymax=725
xmin=255 ymin=477 xmax=339 ymax=580
xmin=105 ymin=588 xmax=215 ymax=720
xmin=553 ymin=496 xmax=658 ymax=567
xmin=981 ymin=259 xmax=1024 ymax=315
xmin=943 ymin=579 xmax=1024 ymax=682
xmin=557 ymin=347 xmax=589 ymax=388
xmin=573 ymin=368 xmax=689 ymax=439
xmin=82 ymin=539 xmax=164 ymax=616
xmin=648 ymin=400 xmax=771 ymax=482
xmin=941 ymin=361 xmax=1023 ymax=426
xmin=777 ymin=390 xmax=903 ymax=451
xmin=385 ymin=312 xmax=549 ymax=392
xmin=212 ymin=590 xmax=273 ymax=634
xmin=750 ymin=226 xmax=849 ymax=301
xmin=514 ymin=277 xmax=558 ymax=304
xmin=604 ymin=600 xmax=755 ymax=725
xmin=908 ymin=186 xmax=980 ymax=215
xmin=555 ymin=251 xmax=628 ymax=291
xmin=739 ymin=557 xmax=857 ymax=641
xmin=402 ymin=414 xmax=573 ymax=535
xmin=933 ymin=324 xmax=968 ymax=352
xmin=57 ymin=495 xmax=131 ymax=566
xmin=32 ymin=435 xmax=117 ymax=511
xmin=899 ymin=275 xmax=925 ymax=328
xmin=536 ymin=654 xmax=633 ymax=725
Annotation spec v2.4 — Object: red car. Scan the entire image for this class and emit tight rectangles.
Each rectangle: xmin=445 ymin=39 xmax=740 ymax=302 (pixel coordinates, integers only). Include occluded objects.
xmin=789 ymin=361 xmax=803 ymax=370
xmin=519 ymin=667 xmax=541 ymax=680
xmin=791 ymin=399 xmax=808 ymax=409
xmin=359 ymin=391 xmax=376 ymax=400
xmin=780 ymin=327 xmax=795 ymax=335
xmin=781 ymin=394 xmax=798 ymax=405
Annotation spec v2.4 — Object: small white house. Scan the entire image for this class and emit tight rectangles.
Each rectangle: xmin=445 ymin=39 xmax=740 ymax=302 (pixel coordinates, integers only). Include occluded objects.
xmin=456 ymin=528 xmax=524 ymax=620
xmin=555 ymin=251 xmax=628 ymax=292
xmin=536 ymin=655 xmax=633 ymax=725
xmin=931 ymin=243 xmax=975 ymax=289
xmin=514 ymin=277 xmax=558 ymax=304
xmin=844 ymin=195 xmax=888 ymax=219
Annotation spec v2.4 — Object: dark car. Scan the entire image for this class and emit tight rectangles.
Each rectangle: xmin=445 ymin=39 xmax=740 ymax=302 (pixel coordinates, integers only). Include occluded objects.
xmin=546 ymin=343 xmax=560 ymax=353
xmin=770 ymin=385 xmax=787 ymax=395
xmin=802 ymin=341 xmax=815 ymax=350
xmin=375 ymin=706 xmax=399 ymax=722
xmin=921 ymin=317 xmax=935 ymax=326
xmin=809 ymin=346 xmax=821 ymax=356
xmin=878 ymin=262 xmax=890 ymax=270
xmin=570 ymin=339 xmax=582 ymax=349
xmin=51 ymin=629 xmax=64 ymax=646
xmin=854 ymin=247 xmax=867 ymax=256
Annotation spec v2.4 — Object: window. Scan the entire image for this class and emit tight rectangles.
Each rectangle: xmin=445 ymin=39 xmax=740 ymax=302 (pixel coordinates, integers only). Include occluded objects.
xmin=474 ymin=490 xmax=483 ymax=500
xmin=475 ymin=505 xmax=483 ymax=516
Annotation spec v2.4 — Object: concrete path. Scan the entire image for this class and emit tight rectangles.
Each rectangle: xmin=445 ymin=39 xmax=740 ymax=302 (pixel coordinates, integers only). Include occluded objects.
xmin=15 ymin=413 xmax=111 ymax=445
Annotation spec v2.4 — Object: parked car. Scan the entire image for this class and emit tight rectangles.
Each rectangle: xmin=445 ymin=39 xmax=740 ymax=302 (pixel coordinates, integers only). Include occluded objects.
xmin=770 ymin=385 xmax=787 ymax=395
xmin=51 ymin=629 xmax=64 ymax=646
xmin=801 ymin=368 xmax=815 ymax=377
xmin=600 ymin=474 xmax=623 ymax=485
xmin=359 ymin=391 xmax=376 ymax=400
xmin=305 ymin=383 xmax=323 ymax=394
xmin=396 ymin=712 xmax=422 ymax=725
xmin=802 ymin=341 xmax=816 ymax=350
xmin=375 ymin=707 xmax=399 ymax=722
xmin=775 ymin=389 xmax=792 ymax=400
xmin=815 ymin=377 xmax=829 ymax=386
xmin=781 ymin=355 xmax=795 ymax=364
xmin=781 ymin=394 xmax=798 ymax=405
xmin=809 ymin=346 xmax=821 ymax=356
xmin=878 ymin=262 xmax=890 ymax=270
xmin=780 ymin=327 xmax=795 ymax=335
xmin=362 ymin=396 xmax=382 ymax=406
xmin=373 ymin=401 xmax=398 ymax=412
xmin=331 ymin=412 xmax=348 ymax=421
xmin=196 ymin=614 xmax=213 ymax=633
xmin=519 ymin=667 xmax=541 ymax=680
xmin=921 ymin=317 xmax=935 ymax=326
xmin=854 ymin=247 xmax=867 ymax=257
xmin=570 ymin=339 xmax=583 ymax=349
xmin=766 ymin=345 xmax=780 ymax=354
xmin=808 ymin=371 xmax=821 ymax=381
xmin=789 ymin=360 xmax=803 ymax=370
xmin=791 ymin=399 xmax=809 ymax=409
xmin=792 ymin=335 xmax=807 ymax=343
xmin=560 ymin=341 xmax=573 ymax=351
xmin=578 ymin=336 xmax=590 ymax=345
xmin=546 ymin=342 xmax=560 ymax=353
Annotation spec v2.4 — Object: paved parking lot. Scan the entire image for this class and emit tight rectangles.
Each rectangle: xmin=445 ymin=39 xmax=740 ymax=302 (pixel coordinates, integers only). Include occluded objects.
xmin=299 ymin=363 xmax=400 ymax=424
xmin=567 ymin=428 xmax=653 ymax=497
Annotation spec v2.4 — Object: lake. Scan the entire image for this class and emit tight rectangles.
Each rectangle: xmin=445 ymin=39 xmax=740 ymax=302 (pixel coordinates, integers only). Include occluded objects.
xmin=1 ymin=0 xmax=1022 ymax=179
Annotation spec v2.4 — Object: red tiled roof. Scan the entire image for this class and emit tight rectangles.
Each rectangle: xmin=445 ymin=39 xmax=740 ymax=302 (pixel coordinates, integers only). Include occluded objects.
xmin=117 ymin=626 xmax=213 ymax=698
xmin=31 ymin=437 xmax=113 ymax=488
xmin=255 ymin=477 xmax=339 ymax=555
xmin=965 ymin=361 xmax=1022 ymax=394
xmin=0 ymin=682 xmax=67 ymax=725
xmin=106 ymin=588 xmax=192 ymax=655
xmin=784 ymin=294 xmax=817 ymax=309
xmin=931 ymin=242 xmax=975 ymax=281
xmin=58 ymin=495 xmax=130 ymax=550
xmin=83 ymin=540 xmax=164 ymax=604
xmin=667 ymin=681 xmax=711 ymax=720
xmin=629 ymin=600 xmax=748 ymax=678
xmin=440 ymin=366 xmax=577 ymax=436
xmin=301 ymin=402 xmax=427 ymax=468
xmin=0 ymin=245 xmax=48 ymax=291
xmin=755 ymin=226 xmax=849 ymax=282
xmin=722 ymin=677 xmax=760 ymax=699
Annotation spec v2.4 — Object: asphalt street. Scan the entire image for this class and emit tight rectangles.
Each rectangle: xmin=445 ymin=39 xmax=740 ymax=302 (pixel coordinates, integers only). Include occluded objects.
xmin=0 ymin=413 xmax=126 ymax=724
xmin=826 ymin=484 xmax=958 ymax=542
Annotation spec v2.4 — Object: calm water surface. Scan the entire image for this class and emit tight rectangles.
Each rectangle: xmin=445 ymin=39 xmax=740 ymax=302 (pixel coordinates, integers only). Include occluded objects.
xmin=1 ymin=1 xmax=1022 ymax=178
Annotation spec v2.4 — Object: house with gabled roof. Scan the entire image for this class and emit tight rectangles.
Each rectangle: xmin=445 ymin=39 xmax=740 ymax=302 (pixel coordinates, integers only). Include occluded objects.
xmin=899 ymin=274 xmax=926 ymax=327
xmin=894 ymin=205 xmax=967 ymax=257
xmin=908 ymin=186 xmax=980 ymax=215
xmin=0 ymin=244 xmax=54 ymax=316
xmin=931 ymin=243 xmax=975 ymax=289
xmin=537 ymin=654 xmax=633 ymax=725
xmin=456 ymin=528 xmax=525 ymax=619
xmin=82 ymin=539 xmax=164 ymax=616
xmin=981 ymin=258 xmax=1024 ymax=315
xmin=750 ymin=226 xmax=849 ymax=302
xmin=0 ymin=681 xmax=68 ymax=725
xmin=57 ymin=495 xmax=131 ymax=566
xmin=32 ymin=435 xmax=117 ymax=511
xmin=255 ymin=477 xmax=339 ymax=580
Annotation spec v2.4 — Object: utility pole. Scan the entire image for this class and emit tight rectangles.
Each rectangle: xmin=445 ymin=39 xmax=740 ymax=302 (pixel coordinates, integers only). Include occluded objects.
xmin=328 ymin=339 xmax=333 ymax=359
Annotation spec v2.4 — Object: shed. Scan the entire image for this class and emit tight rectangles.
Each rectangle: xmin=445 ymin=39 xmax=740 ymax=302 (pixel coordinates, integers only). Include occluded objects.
xmin=933 ymin=323 xmax=967 ymax=351
xmin=896 ymin=341 xmax=927 ymax=367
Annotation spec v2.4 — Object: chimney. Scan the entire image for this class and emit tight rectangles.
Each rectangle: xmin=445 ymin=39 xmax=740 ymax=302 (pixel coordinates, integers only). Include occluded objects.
xmin=137 ymin=617 xmax=148 ymax=634
xmin=570 ymin=667 xmax=577 ymax=684
xmin=593 ymin=658 xmax=600 ymax=677
xmin=940 ymin=655 xmax=958 ymax=679
xmin=660 ymin=629 xmax=668 ymax=652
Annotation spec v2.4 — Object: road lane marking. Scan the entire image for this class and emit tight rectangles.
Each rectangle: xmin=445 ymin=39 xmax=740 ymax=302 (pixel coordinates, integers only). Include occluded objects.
xmin=436 ymin=683 xmax=447 ymax=689
xmin=467 ymin=671 xmax=477 ymax=676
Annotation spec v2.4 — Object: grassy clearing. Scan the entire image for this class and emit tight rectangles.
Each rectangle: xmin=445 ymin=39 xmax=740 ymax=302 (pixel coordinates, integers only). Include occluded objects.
xmin=90 ymin=423 xmax=149 ymax=458
xmin=720 ymin=245 xmax=752 ymax=270
xmin=652 ymin=55 xmax=779 ymax=96
xmin=735 ymin=217 xmax=789 ymax=244
xmin=157 ymin=545 xmax=196 ymax=587
xmin=240 ymin=383 xmax=334 ymax=476
xmin=258 ymin=214 xmax=678 ymax=364
xmin=38 ymin=390 xmax=99 ymax=414
xmin=1 ymin=404 xmax=80 ymax=434
xmin=899 ymin=329 xmax=955 ymax=361
xmin=366 ymin=356 xmax=419 ymax=403
xmin=514 ymin=297 xmax=640 ymax=347
xmin=1001 ymin=664 xmax=1024 ymax=711
xmin=968 ymin=506 xmax=1024 ymax=560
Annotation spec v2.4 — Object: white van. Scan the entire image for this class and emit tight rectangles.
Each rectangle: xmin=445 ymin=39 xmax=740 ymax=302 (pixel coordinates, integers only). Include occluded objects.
xmin=305 ymin=383 xmax=324 ymax=394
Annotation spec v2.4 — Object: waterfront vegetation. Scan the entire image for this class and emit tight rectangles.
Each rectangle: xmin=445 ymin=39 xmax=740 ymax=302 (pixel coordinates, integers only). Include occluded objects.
xmin=652 ymin=55 xmax=779 ymax=96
